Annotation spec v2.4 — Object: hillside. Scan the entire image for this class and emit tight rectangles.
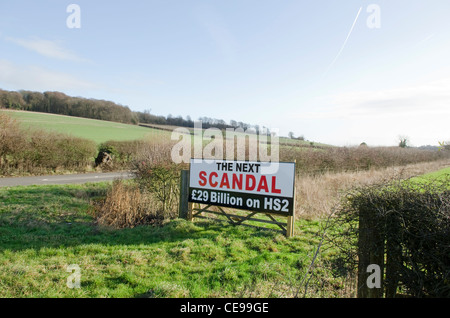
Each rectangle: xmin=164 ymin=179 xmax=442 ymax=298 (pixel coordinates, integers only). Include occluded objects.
xmin=3 ymin=109 xmax=328 ymax=149
xmin=0 ymin=88 xmax=267 ymax=134
xmin=1 ymin=110 xmax=170 ymax=144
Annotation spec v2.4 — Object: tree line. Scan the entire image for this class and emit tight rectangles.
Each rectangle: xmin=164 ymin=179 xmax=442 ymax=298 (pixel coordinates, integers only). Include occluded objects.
xmin=0 ymin=88 xmax=266 ymax=133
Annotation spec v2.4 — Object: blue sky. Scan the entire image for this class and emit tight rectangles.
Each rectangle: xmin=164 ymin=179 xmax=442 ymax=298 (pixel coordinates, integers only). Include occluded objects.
xmin=1 ymin=0 xmax=449 ymax=146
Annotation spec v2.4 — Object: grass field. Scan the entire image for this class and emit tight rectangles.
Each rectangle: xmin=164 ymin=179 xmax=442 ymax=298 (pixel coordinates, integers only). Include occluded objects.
xmin=408 ymin=166 xmax=450 ymax=187
xmin=1 ymin=166 xmax=448 ymax=298
xmin=0 ymin=110 xmax=170 ymax=144
xmin=1 ymin=110 xmax=448 ymax=298
xmin=0 ymin=182 xmax=346 ymax=298
xmin=2 ymin=110 xmax=325 ymax=149
xmin=141 ymin=122 xmax=330 ymax=148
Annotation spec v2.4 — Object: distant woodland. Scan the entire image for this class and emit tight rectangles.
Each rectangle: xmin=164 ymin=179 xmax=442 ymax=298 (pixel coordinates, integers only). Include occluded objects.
xmin=0 ymin=88 xmax=264 ymax=132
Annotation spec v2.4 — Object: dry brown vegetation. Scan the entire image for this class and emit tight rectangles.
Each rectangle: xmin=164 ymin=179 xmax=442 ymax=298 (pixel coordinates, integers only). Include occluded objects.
xmin=0 ymin=113 xmax=97 ymax=176
xmin=90 ymin=139 xmax=183 ymax=229
xmin=91 ymin=134 xmax=450 ymax=229
xmin=280 ymin=144 xmax=448 ymax=175
xmin=4 ymin=110 xmax=448 ymax=228
xmin=90 ymin=179 xmax=169 ymax=229
xmin=294 ymin=159 xmax=450 ymax=219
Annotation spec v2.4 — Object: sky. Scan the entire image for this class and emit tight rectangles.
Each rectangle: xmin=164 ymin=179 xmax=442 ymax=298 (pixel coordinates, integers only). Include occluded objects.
xmin=0 ymin=0 xmax=449 ymax=147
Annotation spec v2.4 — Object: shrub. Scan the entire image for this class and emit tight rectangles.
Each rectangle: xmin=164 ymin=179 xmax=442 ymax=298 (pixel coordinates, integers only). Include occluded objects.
xmin=58 ymin=136 xmax=98 ymax=169
xmin=280 ymin=146 xmax=450 ymax=175
xmin=90 ymin=180 xmax=157 ymax=228
xmin=25 ymin=130 xmax=97 ymax=170
xmin=97 ymin=139 xmax=177 ymax=170
xmin=90 ymin=179 xmax=177 ymax=229
xmin=134 ymin=138 xmax=178 ymax=167
xmin=0 ymin=113 xmax=97 ymax=175
xmin=134 ymin=162 xmax=181 ymax=217
xmin=0 ymin=113 xmax=27 ymax=168
xmin=98 ymin=143 xmax=118 ymax=157
xmin=329 ymin=179 xmax=450 ymax=297
xmin=98 ymin=140 xmax=141 ymax=169
xmin=90 ymin=138 xmax=183 ymax=229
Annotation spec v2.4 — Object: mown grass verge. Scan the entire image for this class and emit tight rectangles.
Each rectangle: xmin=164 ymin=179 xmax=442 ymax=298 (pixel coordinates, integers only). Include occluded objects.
xmin=0 ymin=182 xmax=346 ymax=298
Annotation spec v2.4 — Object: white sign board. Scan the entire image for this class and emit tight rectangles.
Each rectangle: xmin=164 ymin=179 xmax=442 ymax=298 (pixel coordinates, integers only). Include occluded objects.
xmin=189 ymin=159 xmax=296 ymax=215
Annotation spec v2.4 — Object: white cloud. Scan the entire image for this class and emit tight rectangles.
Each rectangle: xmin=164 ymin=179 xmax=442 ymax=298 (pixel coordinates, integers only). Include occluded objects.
xmin=5 ymin=36 xmax=89 ymax=62
xmin=301 ymin=77 xmax=450 ymax=120
xmin=338 ymin=79 xmax=450 ymax=116
xmin=0 ymin=59 xmax=98 ymax=92
xmin=289 ymin=78 xmax=450 ymax=146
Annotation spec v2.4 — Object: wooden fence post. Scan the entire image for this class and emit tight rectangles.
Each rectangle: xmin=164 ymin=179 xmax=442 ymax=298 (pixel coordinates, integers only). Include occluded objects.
xmin=286 ymin=179 xmax=296 ymax=238
xmin=178 ymin=170 xmax=190 ymax=220
xmin=385 ymin=213 xmax=401 ymax=298
xmin=286 ymin=159 xmax=296 ymax=238
xmin=286 ymin=215 xmax=295 ymax=238
xmin=357 ymin=207 xmax=385 ymax=298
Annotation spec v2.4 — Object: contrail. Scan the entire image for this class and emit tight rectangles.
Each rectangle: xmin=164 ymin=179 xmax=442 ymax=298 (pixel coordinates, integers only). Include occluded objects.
xmin=325 ymin=6 xmax=362 ymax=75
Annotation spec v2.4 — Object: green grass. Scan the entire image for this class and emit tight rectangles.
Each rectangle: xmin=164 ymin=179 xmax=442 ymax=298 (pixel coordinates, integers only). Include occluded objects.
xmin=0 ymin=182 xmax=343 ymax=298
xmin=1 ymin=110 xmax=329 ymax=151
xmin=407 ymin=166 xmax=450 ymax=189
xmin=411 ymin=166 xmax=450 ymax=182
xmin=1 ymin=110 xmax=170 ymax=144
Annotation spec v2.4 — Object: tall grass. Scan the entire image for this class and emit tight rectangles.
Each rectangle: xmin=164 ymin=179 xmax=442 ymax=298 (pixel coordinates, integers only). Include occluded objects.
xmin=90 ymin=180 xmax=169 ymax=228
xmin=294 ymin=159 xmax=450 ymax=219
